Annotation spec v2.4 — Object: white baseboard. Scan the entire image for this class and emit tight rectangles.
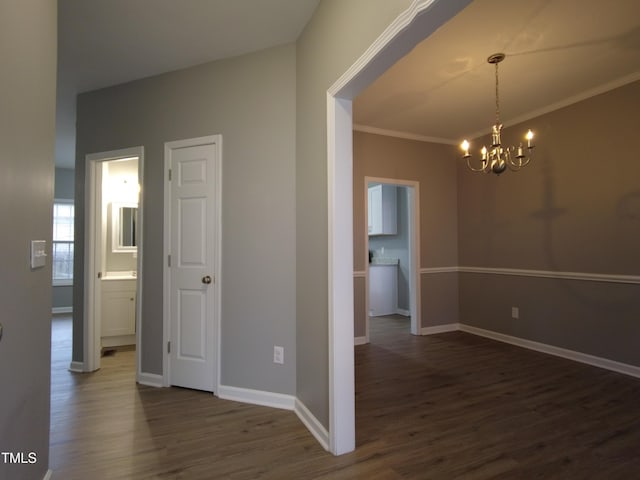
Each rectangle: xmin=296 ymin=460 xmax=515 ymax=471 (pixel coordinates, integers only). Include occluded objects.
xmin=137 ymin=372 xmax=164 ymax=388
xmin=459 ymin=324 xmax=640 ymax=379
xmin=396 ymin=308 xmax=410 ymax=317
xmin=354 ymin=336 xmax=368 ymax=346
xmin=421 ymin=323 xmax=459 ymax=335
xmin=215 ymin=387 xmax=329 ymax=452
xmin=294 ymin=398 xmax=329 ymax=451
xmin=52 ymin=306 xmax=72 ymax=314
xmin=68 ymin=361 xmax=84 ymax=373
xmin=42 ymin=469 xmax=53 ymax=480
xmin=218 ymin=385 xmax=295 ymax=411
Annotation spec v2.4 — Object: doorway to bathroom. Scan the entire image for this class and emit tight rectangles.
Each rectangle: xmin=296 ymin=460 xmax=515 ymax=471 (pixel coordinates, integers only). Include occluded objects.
xmin=84 ymin=146 xmax=143 ymax=376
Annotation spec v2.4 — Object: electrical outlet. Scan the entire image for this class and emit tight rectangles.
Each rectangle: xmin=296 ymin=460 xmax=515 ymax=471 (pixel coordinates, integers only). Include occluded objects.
xmin=273 ymin=345 xmax=284 ymax=364
xmin=511 ymin=306 xmax=519 ymax=319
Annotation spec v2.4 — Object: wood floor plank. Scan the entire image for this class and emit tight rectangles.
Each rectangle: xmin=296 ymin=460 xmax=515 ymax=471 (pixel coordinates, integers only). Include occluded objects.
xmin=50 ymin=315 xmax=640 ymax=479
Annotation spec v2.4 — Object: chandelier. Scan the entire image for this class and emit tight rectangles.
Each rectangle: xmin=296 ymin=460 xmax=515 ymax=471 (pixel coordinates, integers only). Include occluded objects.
xmin=460 ymin=53 xmax=535 ymax=175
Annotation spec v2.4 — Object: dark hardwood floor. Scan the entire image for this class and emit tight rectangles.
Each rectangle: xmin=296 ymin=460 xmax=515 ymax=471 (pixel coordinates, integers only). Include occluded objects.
xmin=50 ymin=315 xmax=640 ymax=479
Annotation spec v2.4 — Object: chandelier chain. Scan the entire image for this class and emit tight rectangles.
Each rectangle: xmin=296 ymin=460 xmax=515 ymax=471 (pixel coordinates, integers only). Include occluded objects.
xmin=495 ymin=62 xmax=500 ymax=124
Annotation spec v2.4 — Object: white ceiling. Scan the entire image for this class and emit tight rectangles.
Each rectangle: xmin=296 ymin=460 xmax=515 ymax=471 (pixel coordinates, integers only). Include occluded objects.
xmin=55 ymin=0 xmax=320 ymax=167
xmin=354 ymin=0 xmax=640 ymax=144
xmin=56 ymin=0 xmax=640 ymax=168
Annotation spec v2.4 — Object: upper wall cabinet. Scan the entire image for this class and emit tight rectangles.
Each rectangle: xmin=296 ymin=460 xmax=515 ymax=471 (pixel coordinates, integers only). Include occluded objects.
xmin=368 ymin=184 xmax=397 ymax=236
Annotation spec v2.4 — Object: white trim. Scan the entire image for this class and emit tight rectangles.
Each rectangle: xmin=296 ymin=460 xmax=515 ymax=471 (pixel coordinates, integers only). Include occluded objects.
xmin=42 ymin=469 xmax=53 ymax=480
xmin=420 ymin=266 xmax=458 ymax=274
xmin=327 ymin=0 xmax=471 ymax=456
xmin=68 ymin=361 xmax=84 ymax=373
xmin=84 ymin=155 xmax=100 ymax=373
xmin=353 ymin=270 xmax=366 ymax=278
xmin=137 ymin=372 xmax=164 ymax=388
xmin=52 ymin=306 xmax=72 ymax=314
xmin=421 ymin=323 xmax=459 ymax=335
xmin=418 ymin=265 xmax=640 ymax=285
xmin=163 ymin=135 xmax=222 ymax=392
xmin=327 ymin=95 xmax=356 ymax=456
xmin=295 ymin=398 xmax=330 ymax=451
xmin=163 ymin=146 xmax=171 ymax=386
xmin=459 ymin=324 xmax=640 ymax=379
xmin=134 ymin=153 xmax=145 ymax=385
xmin=353 ymin=124 xmax=456 ymax=145
xmin=459 ymin=266 xmax=640 ymax=285
xmin=396 ymin=308 xmax=410 ymax=317
xmin=327 ymin=0 xmax=471 ymax=98
xmin=218 ymin=385 xmax=295 ymax=410
xmin=354 ymin=336 xmax=368 ymax=346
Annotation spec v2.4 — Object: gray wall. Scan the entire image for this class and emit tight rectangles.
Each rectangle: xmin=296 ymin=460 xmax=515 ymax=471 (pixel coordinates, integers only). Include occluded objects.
xmin=74 ymin=44 xmax=297 ymax=394
xmin=353 ymin=132 xmax=459 ymax=338
xmin=458 ymin=80 xmax=640 ymax=366
xmin=55 ymin=167 xmax=75 ymax=199
xmin=0 ymin=2 xmax=56 ymax=479
xmin=296 ymin=0 xmax=415 ymax=427
xmin=53 ymin=167 xmax=75 ymax=311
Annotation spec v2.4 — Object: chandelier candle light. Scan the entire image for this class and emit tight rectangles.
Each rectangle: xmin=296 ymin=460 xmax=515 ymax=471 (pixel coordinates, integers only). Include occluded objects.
xmin=460 ymin=53 xmax=535 ymax=175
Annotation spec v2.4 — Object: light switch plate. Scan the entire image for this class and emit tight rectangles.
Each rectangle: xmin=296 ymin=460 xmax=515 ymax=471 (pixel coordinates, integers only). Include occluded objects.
xmin=273 ymin=346 xmax=284 ymax=364
xmin=30 ymin=240 xmax=47 ymax=269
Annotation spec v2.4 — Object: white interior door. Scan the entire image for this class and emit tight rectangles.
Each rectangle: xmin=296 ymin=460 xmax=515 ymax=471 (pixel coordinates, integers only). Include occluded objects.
xmin=166 ymin=138 xmax=220 ymax=393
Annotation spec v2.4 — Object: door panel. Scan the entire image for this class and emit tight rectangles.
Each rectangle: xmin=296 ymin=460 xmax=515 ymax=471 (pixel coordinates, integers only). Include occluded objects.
xmin=179 ymin=197 xmax=206 ymax=265
xmin=177 ymin=290 xmax=206 ymax=359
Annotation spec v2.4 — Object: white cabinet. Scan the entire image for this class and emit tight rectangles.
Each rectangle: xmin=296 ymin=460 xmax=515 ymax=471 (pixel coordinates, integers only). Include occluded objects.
xmin=368 ymin=184 xmax=397 ymax=235
xmin=101 ymin=279 xmax=136 ymax=339
xmin=369 ymin=264 xmax=398 ymax=317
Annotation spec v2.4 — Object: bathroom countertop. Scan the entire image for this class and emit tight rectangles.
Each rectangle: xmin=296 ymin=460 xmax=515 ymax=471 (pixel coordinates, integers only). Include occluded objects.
xmin=102 ymin=271 xmax=137 ymax=280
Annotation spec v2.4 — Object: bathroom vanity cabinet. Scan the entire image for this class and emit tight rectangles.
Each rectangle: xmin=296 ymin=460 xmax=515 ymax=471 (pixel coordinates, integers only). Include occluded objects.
xmin=101 ymin=277 xmax=136 ymax=346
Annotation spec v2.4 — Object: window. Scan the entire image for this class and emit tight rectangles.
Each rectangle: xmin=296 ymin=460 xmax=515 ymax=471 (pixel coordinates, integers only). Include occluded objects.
xmin=53 ymin=200 xmax=74 ymax=285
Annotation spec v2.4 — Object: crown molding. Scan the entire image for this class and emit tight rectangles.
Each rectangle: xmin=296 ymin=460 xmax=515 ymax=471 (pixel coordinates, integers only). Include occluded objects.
xmin=356 ymin=71 xmax=640 ymax=144
xmin=353 ymin=124 xmax=457 ymax=145
xmin=464 ymin=71 xmax=640 ymax=140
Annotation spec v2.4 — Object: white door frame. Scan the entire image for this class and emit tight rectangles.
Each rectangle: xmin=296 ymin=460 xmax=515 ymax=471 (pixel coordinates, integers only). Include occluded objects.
xmin=326 ymin=0 xmax=471 ymax=455
xmin=84 ymin=146 xmax=144 ymax=377
xmin=162 ymin=135 xmax=222 ymax=391
xmin=364 ymin=177 xmax=421 ymax=338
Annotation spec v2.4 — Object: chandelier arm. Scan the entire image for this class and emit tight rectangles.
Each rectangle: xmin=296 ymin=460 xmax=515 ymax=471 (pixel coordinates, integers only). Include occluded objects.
xmin=513 ymin=156 xmax=531 ymax=169
xmin=505 ymin=147 xmax=532 ymax=171
xmin=466 ymin=157 xmax=489 ymax=173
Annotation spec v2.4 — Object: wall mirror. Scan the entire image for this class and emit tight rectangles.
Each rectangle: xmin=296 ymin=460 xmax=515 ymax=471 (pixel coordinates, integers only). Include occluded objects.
xmin=112 ymin=202 xmax=138 ymax=252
